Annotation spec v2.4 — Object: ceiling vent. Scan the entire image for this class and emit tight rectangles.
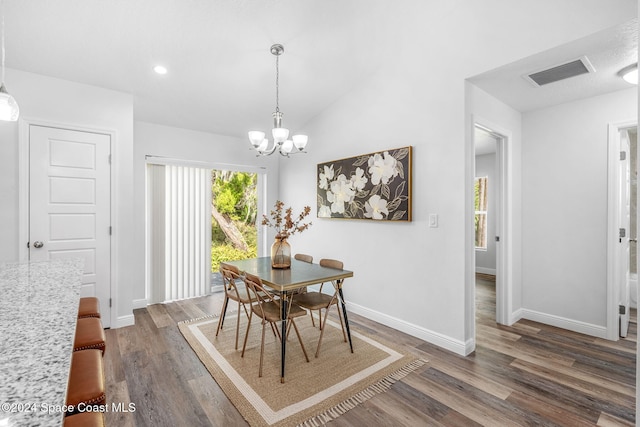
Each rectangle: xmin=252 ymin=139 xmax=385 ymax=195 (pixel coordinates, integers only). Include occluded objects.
xmin=523 ymin=56 xmax=595 ymax=87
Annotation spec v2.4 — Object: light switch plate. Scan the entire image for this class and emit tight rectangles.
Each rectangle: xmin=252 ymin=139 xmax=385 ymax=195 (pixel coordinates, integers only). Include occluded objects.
xmin=429 ymin=214 xmax=438 ymax=228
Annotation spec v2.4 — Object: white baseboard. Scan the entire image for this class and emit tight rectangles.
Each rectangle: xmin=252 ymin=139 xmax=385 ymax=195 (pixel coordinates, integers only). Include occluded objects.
xmin=475 ymin=267 xmax=496 ymax=275
xmin=520 ymin=309 xmax=607 ymax=339
xmin=132 ymin=298 xmax=148 ymax=309
xmin=510 ymin=308 xmax=524 ymax=325
xmin=347 ymin=302 xmax=470 ymax=356
xmin=115 ymin=314 xmax=135 ymax=328
xmin=464 ymin=338 xmax=476 ymax=355
xmin=111 ymin=299 xmax=147 ymax=329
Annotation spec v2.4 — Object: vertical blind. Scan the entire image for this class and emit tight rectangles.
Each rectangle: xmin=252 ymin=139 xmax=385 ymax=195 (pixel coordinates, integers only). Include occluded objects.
xmin=147 ymin=164 xmax=211 ymax=303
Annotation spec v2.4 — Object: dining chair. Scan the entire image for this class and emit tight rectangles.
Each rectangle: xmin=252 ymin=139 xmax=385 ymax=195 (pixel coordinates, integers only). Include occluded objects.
xmin=215 ymin=262 xmax=253 ymax=350
xmin=292 ymin=258 xmax=347 ymax=358
xmin=294 ymin=253 xmax=313 ymax=263
xmin=241 ymin=272 xmax=310 ymax=378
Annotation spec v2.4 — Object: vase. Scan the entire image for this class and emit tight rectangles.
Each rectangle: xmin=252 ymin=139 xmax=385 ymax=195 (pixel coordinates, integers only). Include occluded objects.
xmin=271 ymin=235 xmax=291 ymax=269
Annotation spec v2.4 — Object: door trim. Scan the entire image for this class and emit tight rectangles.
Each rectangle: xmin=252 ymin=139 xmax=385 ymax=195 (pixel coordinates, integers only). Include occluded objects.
xmin=607 ymin=120 xmax=637 ymax=340
xmin=472 ymin=116 xmax=512 ymax=327
xmin=19 ymin=117 xmax=117 ymax=328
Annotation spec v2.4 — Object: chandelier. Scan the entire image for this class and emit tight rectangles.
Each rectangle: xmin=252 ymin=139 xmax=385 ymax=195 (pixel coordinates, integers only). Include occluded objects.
xmin=248 ymin=44 xmax=307 ymax=157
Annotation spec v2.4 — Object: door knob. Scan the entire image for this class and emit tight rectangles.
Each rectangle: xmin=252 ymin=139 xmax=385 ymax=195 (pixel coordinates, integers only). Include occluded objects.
xmin=33 ymin=241 xmax=44 ymax=248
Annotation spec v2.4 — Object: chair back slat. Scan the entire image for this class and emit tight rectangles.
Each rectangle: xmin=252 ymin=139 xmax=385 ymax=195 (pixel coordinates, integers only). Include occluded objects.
xmin=294 ymin=253 xmax=313 ymax=263
xmin=220 ymin=262 xmax=241 ymax=279
xmin=319 ymin=258 xmax=343 ymax=270
xmin=317 ymin=259 xmax=344 ymax=292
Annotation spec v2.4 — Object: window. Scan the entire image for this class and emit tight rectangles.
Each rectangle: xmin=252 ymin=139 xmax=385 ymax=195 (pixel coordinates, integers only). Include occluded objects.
xmin=475 ymin=176 xmax=488 ymax=249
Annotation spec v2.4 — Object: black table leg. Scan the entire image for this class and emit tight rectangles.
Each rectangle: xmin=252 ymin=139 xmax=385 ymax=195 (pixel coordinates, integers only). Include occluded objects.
xmin=220 ymin=297 xmax=229 ymax=327
xmin=338 ymin=287 xmax=354 ymax=353
xmin=280 ymin=294 xmax=287 ymax=382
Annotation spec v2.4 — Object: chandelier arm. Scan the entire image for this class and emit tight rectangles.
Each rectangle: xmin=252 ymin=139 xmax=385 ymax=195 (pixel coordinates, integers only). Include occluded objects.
xmin=283 ymin=149 xmax=307 ymax=156
xmin=255 ymin=142 xmax=282 ymax=157
xmin=252 ymin=143 xmax=307 ymax=157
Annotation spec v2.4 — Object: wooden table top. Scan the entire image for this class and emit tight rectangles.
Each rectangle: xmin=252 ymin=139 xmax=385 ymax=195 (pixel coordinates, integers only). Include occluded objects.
xmin=225 ymin=257 xmax=353 ymax=292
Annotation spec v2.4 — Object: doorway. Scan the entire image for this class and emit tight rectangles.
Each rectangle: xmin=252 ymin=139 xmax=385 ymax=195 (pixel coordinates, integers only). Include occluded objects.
xmin=472 ymin=120 xmax=510 ymax=329
xmin=608 ymin=122 xmax=638 ymax=339
xmin=474 ymin=125 xmax=498 ymax=323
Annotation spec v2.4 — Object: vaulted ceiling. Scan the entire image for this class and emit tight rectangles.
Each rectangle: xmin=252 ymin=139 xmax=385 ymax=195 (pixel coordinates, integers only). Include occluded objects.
xmin=5 ymin=2 xmax=637 ymax=141
xmin=7 ymin=1 xmax=391 ymax=137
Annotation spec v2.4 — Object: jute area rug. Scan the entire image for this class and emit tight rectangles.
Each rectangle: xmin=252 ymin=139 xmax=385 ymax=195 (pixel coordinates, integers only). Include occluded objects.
xmin=178 ymin=312 xmax=427 ymax=427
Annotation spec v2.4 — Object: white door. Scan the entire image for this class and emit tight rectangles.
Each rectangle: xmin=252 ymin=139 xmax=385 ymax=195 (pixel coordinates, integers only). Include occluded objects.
xmin=29 ymin=125 xmax=112 ymax=327
xmin=619 ymin=130 xmax=631 ymax=337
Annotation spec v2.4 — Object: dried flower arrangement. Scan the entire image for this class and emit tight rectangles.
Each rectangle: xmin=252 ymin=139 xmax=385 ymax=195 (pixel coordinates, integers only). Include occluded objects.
xmin=262 ymin=200 xmax=312 ymax=239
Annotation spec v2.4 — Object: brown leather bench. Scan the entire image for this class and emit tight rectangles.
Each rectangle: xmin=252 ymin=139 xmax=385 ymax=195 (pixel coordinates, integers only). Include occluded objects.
xmin=66 ymin=349 xmax=105 ymax=413
xmin=74 ymin=317 xmax=106 ymax=355
xmin=78 ymin=297 xmax=101 ymax=319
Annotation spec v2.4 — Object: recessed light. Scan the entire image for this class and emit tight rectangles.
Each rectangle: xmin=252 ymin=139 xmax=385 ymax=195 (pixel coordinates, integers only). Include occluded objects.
xmin=153 ymin=65 xmax=168 ymax=75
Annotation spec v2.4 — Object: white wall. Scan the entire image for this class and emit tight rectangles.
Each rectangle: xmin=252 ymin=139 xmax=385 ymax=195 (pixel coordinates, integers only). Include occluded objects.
xmin=0 ymin=1 xmax=635 ymax=349
xmin=0 ymin=68 xmax=135 ymax=325
xmin=279 ymin=2 xmax=633 ymax=355
xmin=522 ymin=88 xmax=637 ymax=333
xmin=132 ymin=122 xmax=280 ymax=308
xmin=475 ymin=153 xmax=497 ymax=274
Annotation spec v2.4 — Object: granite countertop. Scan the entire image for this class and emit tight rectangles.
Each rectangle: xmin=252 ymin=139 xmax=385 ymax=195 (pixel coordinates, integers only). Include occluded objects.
xmin=0 ymin=258 xmax=84 ymax=427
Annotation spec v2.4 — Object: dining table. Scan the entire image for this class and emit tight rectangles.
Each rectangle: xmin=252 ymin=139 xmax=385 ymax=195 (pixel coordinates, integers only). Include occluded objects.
xmin=225 ymin=256 xmax=354 ymax=382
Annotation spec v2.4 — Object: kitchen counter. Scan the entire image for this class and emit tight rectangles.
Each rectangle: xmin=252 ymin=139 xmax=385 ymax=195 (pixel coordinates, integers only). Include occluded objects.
xmin=0 ymin=258 xmax=84 ymax=427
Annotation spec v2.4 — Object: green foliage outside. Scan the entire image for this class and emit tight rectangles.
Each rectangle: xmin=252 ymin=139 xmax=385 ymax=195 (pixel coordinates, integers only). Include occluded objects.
xmin=210 ymin=244 xmax=257 ymax=273
xmin=211 ymin=171 xmax=258 ymax=272
xmin=213 ymin=171 xmax=257 ymax=222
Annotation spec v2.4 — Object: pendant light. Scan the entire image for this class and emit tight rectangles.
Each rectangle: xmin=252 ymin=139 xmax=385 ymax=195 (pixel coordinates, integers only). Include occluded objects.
xmin=0 ymin=0 xmax=18 ymax=121
xmin=248 ymin=44 xmax=307 ymax=157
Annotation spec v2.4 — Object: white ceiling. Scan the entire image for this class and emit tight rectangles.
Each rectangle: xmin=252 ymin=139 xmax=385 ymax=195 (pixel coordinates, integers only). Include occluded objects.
xmin=3 ymin=2 xmax=638 ymax=142
xmin=5 ymin=0 xmax=392 ymax=138
xmin=469 ymin=19 xmax=638 ymax=113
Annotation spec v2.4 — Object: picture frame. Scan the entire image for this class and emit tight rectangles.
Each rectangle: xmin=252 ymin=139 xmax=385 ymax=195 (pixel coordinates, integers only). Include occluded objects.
xmin=317 ymin=146 xmax=412 ymax=221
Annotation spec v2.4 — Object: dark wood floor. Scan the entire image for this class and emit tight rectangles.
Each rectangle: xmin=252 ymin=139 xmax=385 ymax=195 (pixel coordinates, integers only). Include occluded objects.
xmin=104 ymin=276 xmax=636 ymax=426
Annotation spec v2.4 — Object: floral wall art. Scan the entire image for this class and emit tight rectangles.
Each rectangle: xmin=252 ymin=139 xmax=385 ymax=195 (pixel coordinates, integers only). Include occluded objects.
xmin=317 ymin=146 xmax=412 ymax=221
